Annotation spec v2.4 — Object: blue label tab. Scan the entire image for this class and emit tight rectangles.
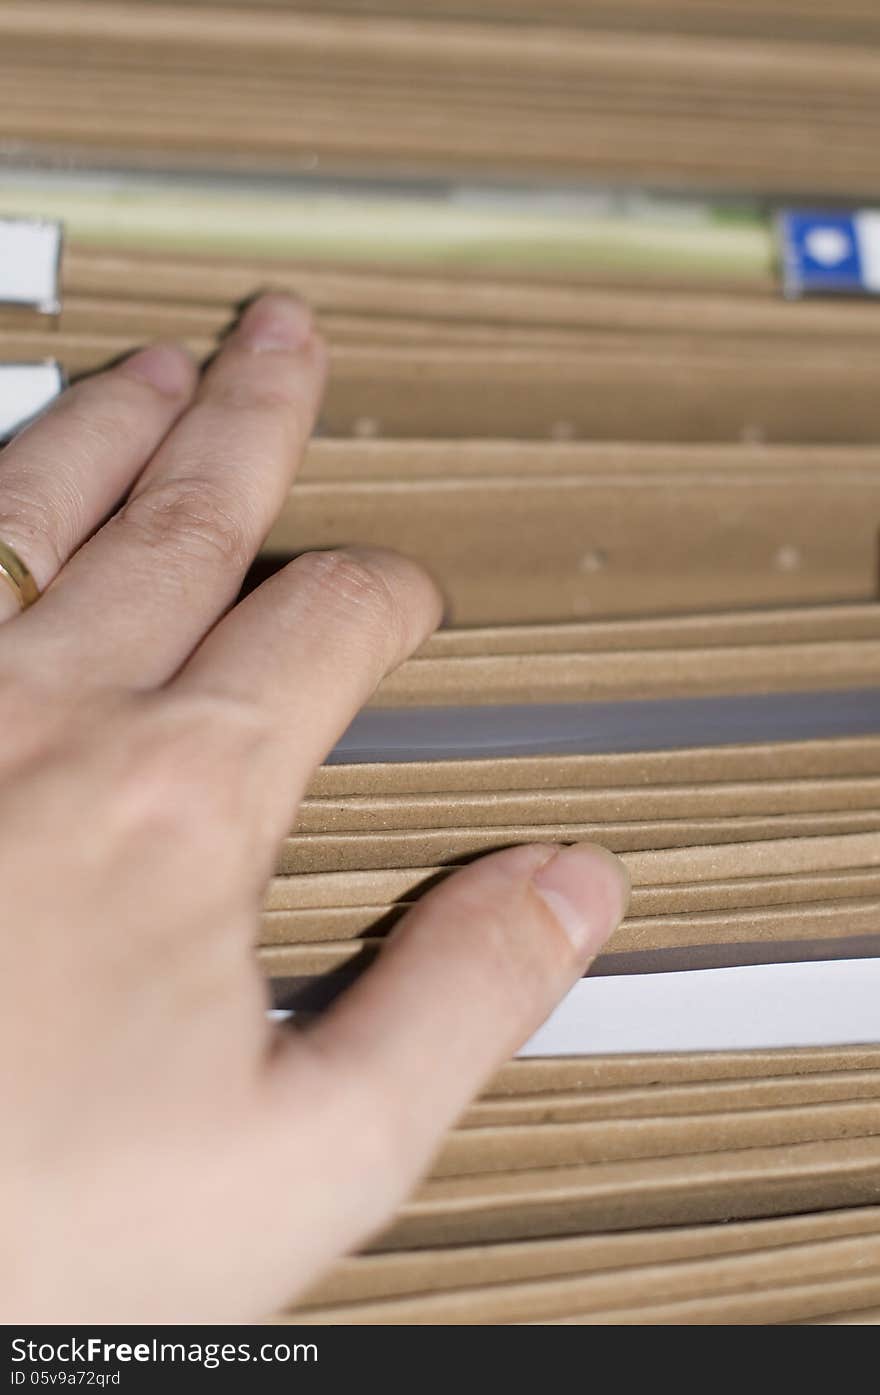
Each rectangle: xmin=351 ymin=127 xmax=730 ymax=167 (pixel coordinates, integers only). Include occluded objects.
xmin=778 ymin=209 xmax=880 ymax=297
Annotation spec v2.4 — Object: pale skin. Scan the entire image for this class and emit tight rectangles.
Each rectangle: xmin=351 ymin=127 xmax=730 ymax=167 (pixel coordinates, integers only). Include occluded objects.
xmin=0 ymin=293 xmax=629 ymax=1322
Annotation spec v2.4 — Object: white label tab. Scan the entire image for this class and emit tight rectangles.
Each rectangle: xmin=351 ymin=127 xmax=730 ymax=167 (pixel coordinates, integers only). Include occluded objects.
xmin=0 ymin=362 xmax=64 ymax=440
xmin=854 ymin=210 xmax=880 ymax=294
xmin=0 ymin=218 xmax=62 ymax=313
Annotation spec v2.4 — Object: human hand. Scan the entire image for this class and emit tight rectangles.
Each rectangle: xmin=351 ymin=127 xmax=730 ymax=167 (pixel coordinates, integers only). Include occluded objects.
xmin=0 ymin=293 xmax=629 ymax=1321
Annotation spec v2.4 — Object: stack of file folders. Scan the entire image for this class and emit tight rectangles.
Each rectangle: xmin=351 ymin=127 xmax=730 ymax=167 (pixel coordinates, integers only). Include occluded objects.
xmin=4 ymin=0 xmax=880 ymax=195
xmin=274 ymin=441 xmax=880 ymax=1322
xmin=5 ymin=234 xmax=880 ymax=1320
xmin=7 ymin=242 xmax=880 ymax=444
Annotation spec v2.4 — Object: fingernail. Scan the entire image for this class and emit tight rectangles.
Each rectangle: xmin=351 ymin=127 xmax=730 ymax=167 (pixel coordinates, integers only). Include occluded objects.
xmin=123 ymin=343 xmax=194 ymax=397
xmin=532 ymin=843 xmax=630 ymax=959
xmin=236 ymin=293 xmax=314 ymax=352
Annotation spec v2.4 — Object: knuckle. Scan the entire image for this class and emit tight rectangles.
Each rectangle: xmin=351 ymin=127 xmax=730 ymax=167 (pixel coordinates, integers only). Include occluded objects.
xmin=115 ymin=737 xmax=202 ymax=834
xmin=206 ymin=373 xmax=303 ymax=414
xmin=172 ymin=692 xmax=272 ymax=773
xmin=192 ymin=379 xmax=311 ymax=460
xmin=60 ymin=382 xmax=143 ymax=451
xmin=115 ymin=696 xmax=268 ymax=845
xmin=121 ymin=479 xmax=253 ymax=571
xmin=293 ymin=548 xmax=406 ymax=647
xmin=0 ymin=488 xmax=67 ymax=578
xmin=200 ymin=334 xmax=317 ymax=416
xmin=0 ymin=674 xmax=54 ymax=767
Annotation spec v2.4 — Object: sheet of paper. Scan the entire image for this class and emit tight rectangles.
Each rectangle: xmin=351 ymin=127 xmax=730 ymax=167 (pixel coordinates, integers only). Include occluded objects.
xmin=520 ymin=958 xmax=880 ymax=1055
xmin=330 ymin=690 xmax=880 ymax=763
xmin=0 ymin=218 xmax=62 ymax=312
xmin=0 ymin=362 xmax=64 ymax=440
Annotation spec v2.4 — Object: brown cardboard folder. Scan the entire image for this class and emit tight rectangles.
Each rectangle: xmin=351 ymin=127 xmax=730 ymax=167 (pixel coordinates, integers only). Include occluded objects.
xmin=4 ymin=3 xmax=880 ymax=194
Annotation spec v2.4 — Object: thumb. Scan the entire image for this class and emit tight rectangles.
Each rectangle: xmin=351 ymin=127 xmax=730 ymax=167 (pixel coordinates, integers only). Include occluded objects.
xmin=273 ymin=842 xmax=629 ymax=1247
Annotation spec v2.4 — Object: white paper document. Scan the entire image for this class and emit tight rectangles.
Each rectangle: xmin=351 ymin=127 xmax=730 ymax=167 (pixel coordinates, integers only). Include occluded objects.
xmin=520 ymin=958 xmax=880 ymax=1056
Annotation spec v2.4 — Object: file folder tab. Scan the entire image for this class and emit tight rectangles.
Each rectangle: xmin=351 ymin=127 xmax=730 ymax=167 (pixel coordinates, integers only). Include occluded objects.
xmin=0 ymin=217 xmax=62 ymax=313
xmin=779 ymin=209 xmax=880 ymax=297
xmin=0 ymin=362 xmax=64 ymax=441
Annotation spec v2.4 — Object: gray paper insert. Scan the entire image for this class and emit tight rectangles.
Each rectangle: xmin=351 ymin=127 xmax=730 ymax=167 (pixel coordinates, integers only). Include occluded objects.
xmin=328 ymin=687 xmax=880 ymax=763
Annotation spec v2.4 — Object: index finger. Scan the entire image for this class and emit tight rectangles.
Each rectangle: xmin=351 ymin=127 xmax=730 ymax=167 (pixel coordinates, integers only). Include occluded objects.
xmin=18 ymin=294 xmax=326 ymax=689
xmin=0 ymin=344 xmax=196 ymax=623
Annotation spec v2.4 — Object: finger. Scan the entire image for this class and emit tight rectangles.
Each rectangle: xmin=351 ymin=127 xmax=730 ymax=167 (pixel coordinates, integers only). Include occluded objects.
xmin=264 ymin=843 xmax=629 ymax=1280
xmin=174 ymin=546 xmax=442 ymax=853
xmin=0 ymin=345 xmax=196 ymax=623
xmin=18 ymin=294 xmax=326 ymax=688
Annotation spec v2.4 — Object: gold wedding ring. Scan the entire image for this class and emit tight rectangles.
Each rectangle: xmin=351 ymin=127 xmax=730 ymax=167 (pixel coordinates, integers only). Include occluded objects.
xmin=0 ymin=538 xmax=40 ymax=611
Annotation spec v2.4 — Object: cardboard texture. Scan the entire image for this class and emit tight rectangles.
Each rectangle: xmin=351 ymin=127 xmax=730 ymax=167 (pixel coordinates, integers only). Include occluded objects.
xmin=370 ymin=645 xmax=880 ymax=706
xmin=432 ymin=1100 xmax=880 ymax=1177
xmin=298 ymin=1205 xmax=880 ymax=1307
xmin=4 ymin=3 xmax=880 ymax=192
xmin=294 ymin=778 xmax=880 ymax=833
xmin=102 ymin=2 xmax=880 ymax=43
xmin=318 ymin=347 xmax=880 ymax=443
xmin=308 ymin=737 xmax=880 ymax=796
xmin=29 ymin=290 xmax=879 ymax=352
xmin=271 ymin=453 xmax=880 ymax=624
xmin=419 ymin=605 xmax=880 ymax=657
xmin=11 ymin=292 xmax=880 ymax=354
xmin=265 ymin=865 xmax=880 ymax=913
xmin=542 ymin=1273 xmax=880 ymax=1324
xmin=259 ymin=898 xmax=880 ymax=951
xmin=291 ymin=1233 xmax=880 ymax=1323
xmin=818 ymin=1306 xmax=880 ymax=1324
xmin=49 ymin=247 xmax=880 ymax=334
xmin=12 ymin=326 xmax=880 ymax=445
xmin=260 ymin=908 xmax=880 ymax=976
xmin=461 ymin=1070 xmax=880 ymax=1127
xmin=486 ymin=1047 xmax=880 ymax=1095
xmin=61 ymin=243 xmax=777 ymax=302
xmin=380 ymin=1135 xmax=880 ymax=1248
xmin=276 ymin=814 xmax=880 ymax=875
